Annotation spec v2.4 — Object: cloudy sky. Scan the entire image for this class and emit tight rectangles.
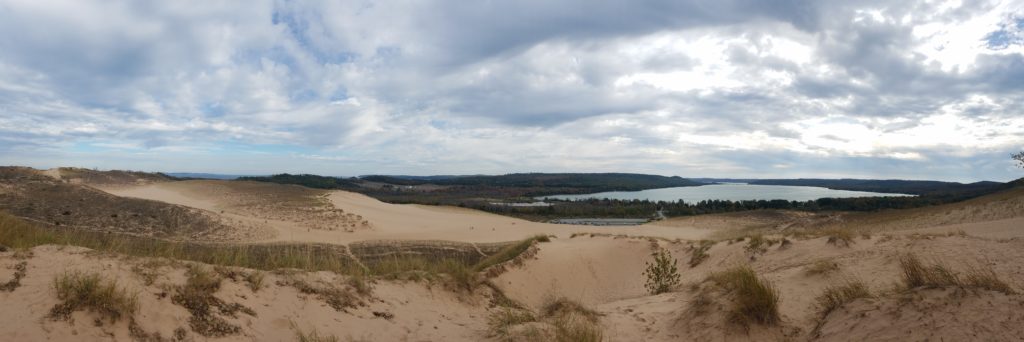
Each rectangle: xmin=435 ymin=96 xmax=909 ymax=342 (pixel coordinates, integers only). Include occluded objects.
xmin=1 ymin=0 xmax=1023 ymax=181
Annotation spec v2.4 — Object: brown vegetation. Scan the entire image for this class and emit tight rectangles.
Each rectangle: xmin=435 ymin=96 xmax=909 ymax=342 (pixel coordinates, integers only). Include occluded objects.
xmin=49 ymin=271 xmax=139 ymax=324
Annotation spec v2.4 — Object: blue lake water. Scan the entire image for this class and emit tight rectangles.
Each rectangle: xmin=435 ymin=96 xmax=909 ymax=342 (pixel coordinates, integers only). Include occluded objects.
xmin=541 ymin=183 xmax=914 ymax=203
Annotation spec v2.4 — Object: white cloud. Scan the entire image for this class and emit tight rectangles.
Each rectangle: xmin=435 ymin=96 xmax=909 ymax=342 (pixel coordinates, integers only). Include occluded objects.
xmin=0 ymin=0 xmax=1022 ymax=181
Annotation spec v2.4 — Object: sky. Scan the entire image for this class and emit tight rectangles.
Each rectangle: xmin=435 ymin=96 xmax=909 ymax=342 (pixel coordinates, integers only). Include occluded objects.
xmin=1 ymin=0 xmax=1023 ymax=182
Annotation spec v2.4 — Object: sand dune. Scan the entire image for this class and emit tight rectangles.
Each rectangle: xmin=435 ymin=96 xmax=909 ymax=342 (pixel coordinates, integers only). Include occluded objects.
xmin=6 ymin=172 xmax=1024 ymax=341
xmin=100 ymin=181 xmax=713 ymax=244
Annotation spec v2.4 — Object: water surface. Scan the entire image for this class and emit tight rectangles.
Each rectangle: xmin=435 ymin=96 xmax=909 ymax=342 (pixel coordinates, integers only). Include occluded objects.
xmin=541 ymin=183 xmax=913 ymax=202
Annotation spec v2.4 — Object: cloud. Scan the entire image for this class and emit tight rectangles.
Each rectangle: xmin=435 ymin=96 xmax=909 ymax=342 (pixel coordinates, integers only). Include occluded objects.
xmin=0 ymin=0 xmax=1022 ymax=182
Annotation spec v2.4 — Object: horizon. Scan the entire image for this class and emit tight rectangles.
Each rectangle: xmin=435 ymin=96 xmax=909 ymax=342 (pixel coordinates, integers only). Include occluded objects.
xmin=2 ymin=1 xmax=1023 ymax=183
xmin=14 ymin=165 xmax=1015 ymax=184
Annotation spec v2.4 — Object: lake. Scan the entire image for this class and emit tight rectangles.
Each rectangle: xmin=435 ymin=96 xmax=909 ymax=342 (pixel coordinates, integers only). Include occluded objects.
xmin=540 ymin=183 xmax=914 ymax=203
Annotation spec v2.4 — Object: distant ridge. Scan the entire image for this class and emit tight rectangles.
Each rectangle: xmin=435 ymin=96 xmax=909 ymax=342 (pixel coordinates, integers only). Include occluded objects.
xmin=164 ymin=172 xmax=255 ymax=180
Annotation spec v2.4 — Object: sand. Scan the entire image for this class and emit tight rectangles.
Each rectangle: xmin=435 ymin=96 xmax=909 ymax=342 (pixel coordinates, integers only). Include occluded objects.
xmin=5 ymin=174 xmax=1024 ymax=341
xmin=100 ymin=181 xmax=714 ymax=244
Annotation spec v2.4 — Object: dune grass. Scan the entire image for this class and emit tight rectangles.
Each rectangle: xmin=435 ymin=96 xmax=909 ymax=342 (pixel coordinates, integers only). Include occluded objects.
xmin=487 ymin=308 xmax=537 ymax=339
xmin=689 ymin=240 xmax=714 ymax=268
xmin=824 ymin=228 xmax=855 ymax=248
xmin=898 ymin=253 xmax=1015 ymax=294
xmin=542 ymin=297 xmax=603 ymax=342
xmin=0 ymin=212 xmax=541 ymax=287
xmin=709 ymin=265 xmax=780 ymax=326
xmin=49 ymin=271 xmax=139 ymax=323
xmin=815 ymin=278 xmax=871 ymax=319
xmin=172 ymin=266 xmax=255 ymax=337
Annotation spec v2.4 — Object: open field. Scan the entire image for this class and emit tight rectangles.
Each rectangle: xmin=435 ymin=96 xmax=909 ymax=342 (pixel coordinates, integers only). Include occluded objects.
xmin=2 ymin=167 xmax=1024 ymax=341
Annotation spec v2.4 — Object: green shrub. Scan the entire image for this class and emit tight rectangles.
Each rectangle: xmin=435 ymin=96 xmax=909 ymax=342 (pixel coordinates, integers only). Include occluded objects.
xmin=643 ymin=249 xmax=681 ymax=294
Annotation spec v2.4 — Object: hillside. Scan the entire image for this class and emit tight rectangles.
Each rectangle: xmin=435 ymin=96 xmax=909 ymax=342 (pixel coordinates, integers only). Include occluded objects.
xmin=749 ymin=178 xmax=1006 ymax=196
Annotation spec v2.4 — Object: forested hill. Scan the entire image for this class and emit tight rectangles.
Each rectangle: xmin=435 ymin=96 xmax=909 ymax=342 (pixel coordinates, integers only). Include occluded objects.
xmin=748 ymin=178 xmax=1006 ymax=196
xmin=236 ymin=174 xmax=362 ymax=189
xmin=361 ymin=173 xmax=702 ymax=191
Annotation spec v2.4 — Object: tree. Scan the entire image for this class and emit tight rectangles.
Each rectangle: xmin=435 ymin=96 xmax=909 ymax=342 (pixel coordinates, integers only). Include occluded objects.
xmin=1015 ymin=151 xmax=1024 ymax=169
xmin=643 ymin=249 xmax=681 ymax=295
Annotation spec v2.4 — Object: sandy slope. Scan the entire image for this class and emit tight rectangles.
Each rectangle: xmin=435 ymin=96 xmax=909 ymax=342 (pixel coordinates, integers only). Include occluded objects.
xmin=15 ymin=174 xmax=1024 ymax=341
xmin=100 ymin=181 xmax=713 ymax=244
xmin=0 ymin=245 xmax=494 ymax=342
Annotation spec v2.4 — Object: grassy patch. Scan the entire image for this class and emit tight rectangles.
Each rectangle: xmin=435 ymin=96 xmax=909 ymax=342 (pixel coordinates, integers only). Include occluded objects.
xmin=1 ymin=212 xmax=539 ymax=285
xmin=542 ymin=297 xmax=602 ymax=342
xmin=898 ymin=253 xmax=1016 ymax=294
xmin=280 ymin=277 xmax=363 ymax=312
xmin=487 ymin=308 xmax=537 ymax=339
xmin=708 ymin=266 xmax=780 ymax=326
xmin=172 ymin=266 xmax=255 ymax=337
xmin=689 ymin=240 xmax=714 ymax=268
xmin=49 ymin=271 xmax=139 ymax=323
xmin=472 ymin=235 xmax=548 ymax=272
xmin=815 ymin=278 xmax=871 ymax=319
xmin=744 ymin=235 xmax=768 ymax=254
xmin=293 ymin=322 xmax=341 ymax=342
xmin=825 ymin=229 xmax=855 ymax=248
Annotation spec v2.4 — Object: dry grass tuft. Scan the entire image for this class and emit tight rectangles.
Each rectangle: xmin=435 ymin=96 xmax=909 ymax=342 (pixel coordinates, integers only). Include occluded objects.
xmin=708 ymin=266 xmax=780 ymax=326
xmin=815 ymin=278 xmax=871 ymax=319
xmin=744 ymin=235 xmax=768 ymax=254
xmin=49 ymin=271 xmax=139 ymax=323
xmin=542 ymin=297 xmax=603 ymax=342
xmin=172 ymin=266 xmax=255 ymax=337
xmin=281 ymin=277 xmax=363 ymax=312
xmin=898 ymin=253 xmax=1015 ymax=294
xmin=293 ymin=323 xmax=341 ymax=342
xmin=963 ymin=265 xmax=1016 ymax=294
xmin=898 ymin=253 xmax=959 ymax=289
xmin=805 ymin=259 xmax=840 ymax=276
xmin=0 ymin=261 xmax=27 ymax=292
xmin=689 ymin=240 xmax=714 ymax=268
xmin=487 ymin=308 xmax=537 ymax=338
xmin=488 ymin=296 xmax=602 ymax=342
xmin=825 ymin=229 xmax=855 ymax=248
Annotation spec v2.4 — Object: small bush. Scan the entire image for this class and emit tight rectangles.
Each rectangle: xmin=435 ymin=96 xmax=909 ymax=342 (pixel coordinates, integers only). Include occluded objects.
xmin=805 ymin=259 xmax=840 ymax=276
xmin=689 ymin=240 xmax=713 ymax=268
xmin=49 ymin=271 xmax=139 ymax=323
xmin=644 ymin=249 xmax=681 ymax=295
xmin=815 ymin=279 xmax=871 ymax=319
xmin=709 ymin=266 xmax=780 ymax=326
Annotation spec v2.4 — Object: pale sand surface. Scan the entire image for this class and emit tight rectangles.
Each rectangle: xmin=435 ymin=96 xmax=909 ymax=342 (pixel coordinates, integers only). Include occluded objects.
xmin=6 ymin=229 xmax=1024 ymax=341
xmin=0 ymin=245 xmax=491 ymax=342
xmin=101 ymin=181 xmax=713 ymax=244
xmin=10 ymin=178 xmax=1018 ymax=341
